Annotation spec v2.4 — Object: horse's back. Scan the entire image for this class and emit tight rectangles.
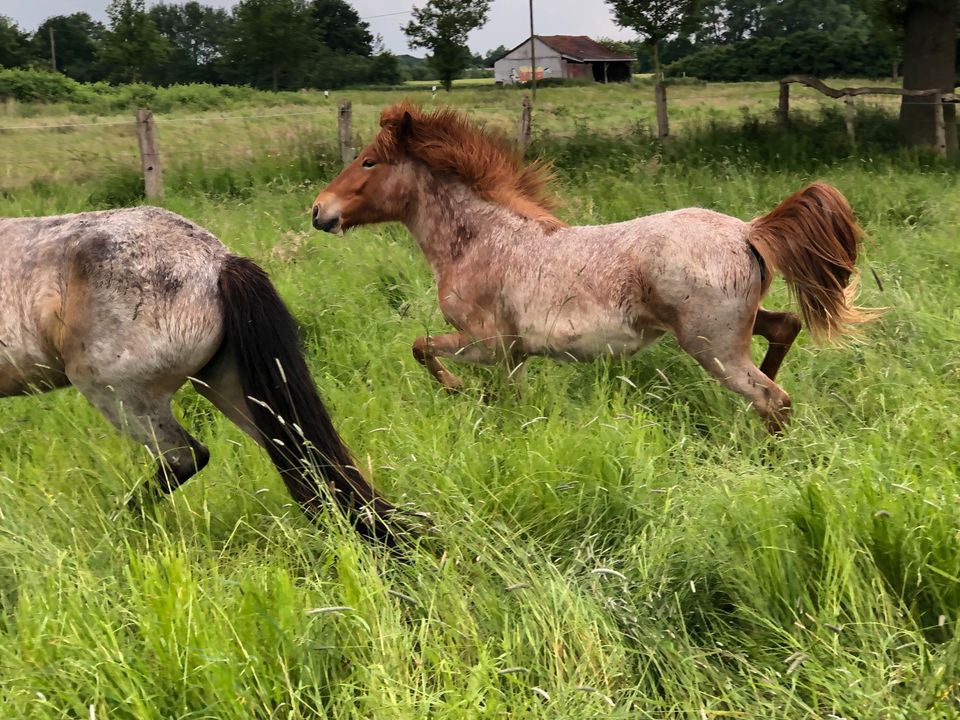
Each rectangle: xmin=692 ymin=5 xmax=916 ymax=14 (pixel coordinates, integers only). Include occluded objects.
xmin=599 ymin=207 xmax=756 ymax=289
xmin=1 ymin=207 xmax=227 ymax=271
xmin=0 ymin=207 xmax=229 ymax=390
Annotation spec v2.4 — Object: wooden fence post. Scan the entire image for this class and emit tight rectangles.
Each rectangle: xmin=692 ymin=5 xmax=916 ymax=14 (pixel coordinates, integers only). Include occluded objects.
xmin=843 ymin=96 xmax=856 ymax=148
xmin=777 ymin=82 xmax=790 ymax=125
xmin=135 ymin=108 xmax=163 ymax=200
xmin=655 ymin=82 xmax=669 ymax=139
xmin=338 ymin=100 xmax=355 ymax=165
xmin=518 ymin=95 xmax=532 ymax=152
xmin=933 ymin=94 xmax=947 ymax=157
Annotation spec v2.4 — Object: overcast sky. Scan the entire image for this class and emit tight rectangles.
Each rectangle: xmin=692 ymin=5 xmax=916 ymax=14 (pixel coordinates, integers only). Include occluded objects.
xmin=1 ymin=0 xmax=636 ymax=56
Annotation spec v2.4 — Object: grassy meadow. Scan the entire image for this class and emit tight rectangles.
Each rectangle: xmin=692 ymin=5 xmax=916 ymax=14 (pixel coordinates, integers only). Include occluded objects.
xmin=0 ymin=78 xmax=904 ymax=189
xmin=1 ymin=81 xmax=959 ymax=718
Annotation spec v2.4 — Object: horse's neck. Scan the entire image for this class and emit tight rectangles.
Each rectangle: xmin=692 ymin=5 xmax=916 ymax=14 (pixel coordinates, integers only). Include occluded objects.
xmin=404 ymin=178 xmax=529 ymax=274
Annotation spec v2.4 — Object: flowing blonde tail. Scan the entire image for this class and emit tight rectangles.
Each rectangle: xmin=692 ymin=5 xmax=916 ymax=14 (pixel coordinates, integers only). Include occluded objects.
xmin=749 ymin=182 xmax=881 ymax=343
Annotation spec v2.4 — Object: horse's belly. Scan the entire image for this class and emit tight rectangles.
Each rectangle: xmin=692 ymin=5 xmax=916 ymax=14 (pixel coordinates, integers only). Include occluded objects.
xmin=519 ymin=311 xmax=662 ymax=361
xmin=0 ymin=333 xmax=65 ymax=395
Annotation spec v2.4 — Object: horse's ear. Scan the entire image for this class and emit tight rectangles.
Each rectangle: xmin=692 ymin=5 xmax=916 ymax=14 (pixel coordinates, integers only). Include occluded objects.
xmin=396 ymin=111 xmax=414 ymax=144
xmin=380 ymin=105 xmax=416 ymax=148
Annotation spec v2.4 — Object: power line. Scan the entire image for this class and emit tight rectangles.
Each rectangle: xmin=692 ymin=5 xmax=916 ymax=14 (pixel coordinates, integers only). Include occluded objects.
xmin=360 ymin=10 xmax=412 ymax=20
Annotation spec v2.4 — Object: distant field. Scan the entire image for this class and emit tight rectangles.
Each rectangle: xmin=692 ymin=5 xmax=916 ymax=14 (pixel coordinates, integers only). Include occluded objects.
xmin=1 ymin=81 xmax=959 ymax=718
xmin=0 ymin=79 xmax=903 ymax=190
xmin=404 ymin=77 xmax=494 ymax=87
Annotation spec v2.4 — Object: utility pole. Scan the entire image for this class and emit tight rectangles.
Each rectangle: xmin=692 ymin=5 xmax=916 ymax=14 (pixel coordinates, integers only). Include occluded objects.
xmin=49 ymin=26 xmax=56 ymax=73
xmin=528 ymin=0 xmax=536 ymax=101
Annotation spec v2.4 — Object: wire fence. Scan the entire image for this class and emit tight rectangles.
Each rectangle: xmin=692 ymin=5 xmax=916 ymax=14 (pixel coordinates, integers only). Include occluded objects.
xmin=0 ymin=81 xmax=942 ymax=193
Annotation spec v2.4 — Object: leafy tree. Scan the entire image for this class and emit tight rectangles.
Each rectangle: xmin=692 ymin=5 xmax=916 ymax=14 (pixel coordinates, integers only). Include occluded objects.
xmin=310 ymin=0 xmax=373 ymax=56
xmin=667 ymin=27 xmax=892 ymax=80
xmin=481 ymin=44 xmax=509 ymax=66
xmin=862 ymin=0 xmax=958 ymax=152
xmin=693 ymin=1 xmax=728 ymax=44
xmin=29 ymin=14 xmax=104 ymax=82
xmin=403 ymin=0 xmax=491 ymax=91
xmin=0 ymin=16 xmax=30 ymax=68
xmin=757 ymin=0 xmax=866 ymax=37
xmin=605 ymin=0 xmax=699 ymax=83
xmin=396 ymin=53 xmax=434 ymax=81
xmin=596 ymin=37 xmax=639 ymax=58
xmin=149 ymin=2 xmax=233 ymax=84
xmin=99 ymin=0 xmax=170 ymax=83
xmin=721 ymin=0 xmax=765 ymax=41
xmin=606 ymin=0 xmax=699 ymax=138
xmin=226 ymin=0 xmax=318 ymax=90
xmin=367 ymin=51 xmax=403 ymax=85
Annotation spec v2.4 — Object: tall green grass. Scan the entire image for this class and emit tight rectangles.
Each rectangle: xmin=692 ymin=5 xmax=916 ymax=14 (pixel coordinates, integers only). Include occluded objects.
xmin=1 ymin=96 xmax=958 ymax=718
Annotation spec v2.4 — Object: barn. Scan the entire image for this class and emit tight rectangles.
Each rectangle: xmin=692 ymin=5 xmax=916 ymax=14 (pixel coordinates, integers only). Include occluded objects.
xmin=494 ymin=35 xmax=634 ymax=85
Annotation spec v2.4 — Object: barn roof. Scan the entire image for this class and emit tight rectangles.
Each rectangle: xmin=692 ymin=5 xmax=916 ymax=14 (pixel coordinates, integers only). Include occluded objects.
xmin=538 ymin=35 xmax=634 ymax=62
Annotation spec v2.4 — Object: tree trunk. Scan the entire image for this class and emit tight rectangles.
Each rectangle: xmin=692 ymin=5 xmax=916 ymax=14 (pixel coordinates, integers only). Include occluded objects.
xmin=652 ymin=38 xmax=661 ymax=85
xmin=651 ymin=40 xmax=669 ymax=139
xmin=898 ymin=0 xmax=957 ymax=154
xmin=655 ymin=82 xmax=669 ymax=139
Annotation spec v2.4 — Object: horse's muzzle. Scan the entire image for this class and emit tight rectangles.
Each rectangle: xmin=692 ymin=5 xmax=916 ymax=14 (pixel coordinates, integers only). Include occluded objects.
xmin=311 ymin=203 xmax=341 ymax=233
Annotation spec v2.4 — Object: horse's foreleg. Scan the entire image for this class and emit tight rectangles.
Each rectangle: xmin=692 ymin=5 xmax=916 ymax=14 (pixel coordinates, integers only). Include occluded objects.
xmin=753 ymin=308 xmax=801 ymax=382
xmin=412 ymin=332 xmax=501 ymax=391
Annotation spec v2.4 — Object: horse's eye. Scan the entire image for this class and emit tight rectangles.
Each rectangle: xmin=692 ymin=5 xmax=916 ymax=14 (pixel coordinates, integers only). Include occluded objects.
xmin=361 ymin=158 xmax=377 ymax=168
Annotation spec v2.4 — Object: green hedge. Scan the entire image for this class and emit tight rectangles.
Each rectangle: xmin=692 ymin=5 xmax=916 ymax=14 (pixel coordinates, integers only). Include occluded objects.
xmin=666 ymin=29 xmax=893 ymax=82
xmin=0 ymin=68 xmax=84 ymax=103
xmin=0 ymin=69 xmax=320 ymax=113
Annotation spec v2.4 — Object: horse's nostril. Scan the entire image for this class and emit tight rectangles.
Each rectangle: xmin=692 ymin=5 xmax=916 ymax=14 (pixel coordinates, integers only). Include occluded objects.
xmin=317 ymin=215 xmax=340 ymax=233
xmin=311 ymin=205 xmax=320 ymax=220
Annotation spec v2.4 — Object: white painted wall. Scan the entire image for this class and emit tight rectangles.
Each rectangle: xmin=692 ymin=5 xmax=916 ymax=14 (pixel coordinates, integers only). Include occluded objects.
xmin=494 ymin=38 xmax=563 ymax=85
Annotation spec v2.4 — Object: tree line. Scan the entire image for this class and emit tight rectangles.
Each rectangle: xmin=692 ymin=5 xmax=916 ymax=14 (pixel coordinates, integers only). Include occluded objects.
xmin=606 ymin=0 xmax=958 ymax=152
xmin=599 ymin=0 xmax=960 ymax=82
xmin=0 ymin=0 xmax=416 ymax=90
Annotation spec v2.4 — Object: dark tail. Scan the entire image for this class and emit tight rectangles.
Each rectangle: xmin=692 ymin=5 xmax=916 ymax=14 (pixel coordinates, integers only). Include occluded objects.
xmin=217 ymin=254 xmax=402 ymax=545
xmin=748 ymin=182 xmax=881 ymax=343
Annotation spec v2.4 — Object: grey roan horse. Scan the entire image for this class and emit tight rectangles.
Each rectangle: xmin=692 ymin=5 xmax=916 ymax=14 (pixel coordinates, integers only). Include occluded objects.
xmin=312 ymin=102 xmax=879 ymax=433
xmin=0 ymin=207 xmax=400 ymax=544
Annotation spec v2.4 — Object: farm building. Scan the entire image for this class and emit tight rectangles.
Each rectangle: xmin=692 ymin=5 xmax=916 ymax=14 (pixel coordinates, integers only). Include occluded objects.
xmin=494 ymin=35 xmax=634 ymax=85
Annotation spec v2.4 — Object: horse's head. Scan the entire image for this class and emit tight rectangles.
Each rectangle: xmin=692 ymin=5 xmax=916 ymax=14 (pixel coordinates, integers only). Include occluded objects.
xmin=312 ymin=107 xmax=417 ymax=233
xmin=313 ymin=101 xmax=564 ymax=234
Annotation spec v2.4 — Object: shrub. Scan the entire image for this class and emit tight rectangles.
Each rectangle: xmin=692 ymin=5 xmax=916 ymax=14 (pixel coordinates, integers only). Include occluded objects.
xmin=666 ymin=29 xmax=894 ymax=82
xmin=0 ymin=70 xmax=305 ymax=114
xmin=0 ymin=69 xmax=83 ymax=103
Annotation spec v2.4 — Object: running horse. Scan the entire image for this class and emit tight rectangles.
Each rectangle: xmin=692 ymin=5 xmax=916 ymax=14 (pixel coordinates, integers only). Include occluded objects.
xmin=0 ymin=207 xmax=402 ymax=544
xmin=311 ymin=102 xmax=878 ymax=432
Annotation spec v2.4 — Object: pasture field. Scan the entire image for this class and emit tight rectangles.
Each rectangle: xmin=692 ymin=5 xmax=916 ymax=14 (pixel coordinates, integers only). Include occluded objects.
xmin=1 ymin=82 xmax=959 ymax=718
xmin=0 ymin=78 xmax=904 ymax=190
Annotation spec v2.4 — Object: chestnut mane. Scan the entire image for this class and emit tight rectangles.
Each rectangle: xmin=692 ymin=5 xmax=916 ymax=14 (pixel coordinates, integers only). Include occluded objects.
xmin=375 ymin=101 xmax=566 ymax=232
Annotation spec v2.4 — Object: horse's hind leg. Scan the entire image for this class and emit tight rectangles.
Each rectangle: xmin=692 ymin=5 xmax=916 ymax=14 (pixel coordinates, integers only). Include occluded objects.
xmin=72 ymin=380 xmax=209 ymax=503
xmin=677 ymin=323 xmax=792 ymax=434
xmin=753 ymin=308 xmax=801 ymax=382
xmin=191 ymin=347 xmax=263 ymax=446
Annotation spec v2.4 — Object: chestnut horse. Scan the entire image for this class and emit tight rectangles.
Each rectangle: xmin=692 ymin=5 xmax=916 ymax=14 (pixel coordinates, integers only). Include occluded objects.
xmin=0 ymin=207 xmax=401 ymax=544
xmin=312 ymin=102 xmax=877 ymax=432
